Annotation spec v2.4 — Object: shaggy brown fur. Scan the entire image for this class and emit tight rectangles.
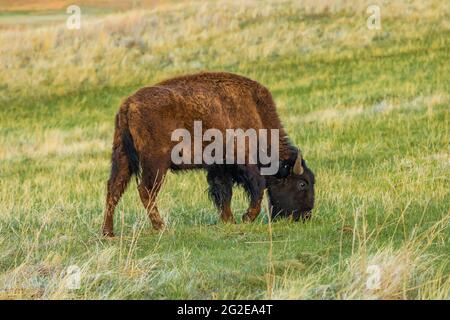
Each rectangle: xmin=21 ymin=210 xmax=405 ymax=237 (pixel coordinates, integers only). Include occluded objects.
xmin=102 ymin=72 xmax=314 ymax=237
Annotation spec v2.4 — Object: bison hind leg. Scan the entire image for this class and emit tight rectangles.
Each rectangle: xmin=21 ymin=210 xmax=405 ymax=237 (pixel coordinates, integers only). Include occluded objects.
xmin=137 ymin=161 xmax=168 ymax=231
xmin=103 ymin=146 xmax=133 ymax=237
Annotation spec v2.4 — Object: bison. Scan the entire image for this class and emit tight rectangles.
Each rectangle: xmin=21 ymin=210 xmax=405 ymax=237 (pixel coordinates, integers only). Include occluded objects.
xmin=102 ymin=72 xmax=314 ymax=237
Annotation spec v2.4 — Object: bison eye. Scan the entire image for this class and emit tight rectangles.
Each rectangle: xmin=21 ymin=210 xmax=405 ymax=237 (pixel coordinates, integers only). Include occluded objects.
xmin=297 ymin=180 xmax=308 ymax=191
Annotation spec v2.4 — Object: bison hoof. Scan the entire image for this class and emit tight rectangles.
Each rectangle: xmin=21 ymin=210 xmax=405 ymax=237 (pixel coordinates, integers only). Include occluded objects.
xmin=102 ymin=230 xmax=115 ymax=237
xmin=242 ymin=214 xmax=254 ymax=223
xmin=152 ymin=221 xmax=166 ymax=231
xmin=220 ymin=217 xmax=236 ymax=224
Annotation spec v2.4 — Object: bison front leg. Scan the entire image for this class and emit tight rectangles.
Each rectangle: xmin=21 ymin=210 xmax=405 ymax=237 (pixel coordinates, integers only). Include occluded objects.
xmin=207 ymin=167 xmax=235 ymax=223
xmin=239 ymin=165 xmax=265 ymax=223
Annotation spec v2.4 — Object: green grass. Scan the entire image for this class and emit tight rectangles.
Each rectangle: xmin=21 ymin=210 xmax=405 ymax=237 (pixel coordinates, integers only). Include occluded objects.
xmin=0 ymin=0 xmax=449 ymax=299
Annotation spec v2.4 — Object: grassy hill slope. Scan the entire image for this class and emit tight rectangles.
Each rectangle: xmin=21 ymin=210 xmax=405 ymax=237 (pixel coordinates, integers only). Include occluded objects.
xmin=0 ymin=0 xmax=448 ymax=299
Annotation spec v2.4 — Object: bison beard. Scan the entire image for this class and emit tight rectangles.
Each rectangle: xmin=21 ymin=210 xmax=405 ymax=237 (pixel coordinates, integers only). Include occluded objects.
xmin=102 ymin=72 xmax=315 ymax=237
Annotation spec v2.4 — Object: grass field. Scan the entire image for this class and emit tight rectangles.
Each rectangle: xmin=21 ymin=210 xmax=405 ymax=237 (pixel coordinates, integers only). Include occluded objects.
xmin=0 ymin=0 xmax=449 ymax=299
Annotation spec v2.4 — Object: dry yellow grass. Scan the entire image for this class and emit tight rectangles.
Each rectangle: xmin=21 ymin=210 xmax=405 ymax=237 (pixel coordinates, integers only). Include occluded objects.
xmin=1 ymin=0 xmax=448 ymax=101
xmin=0 ymin=0 xmax=164 ymax=12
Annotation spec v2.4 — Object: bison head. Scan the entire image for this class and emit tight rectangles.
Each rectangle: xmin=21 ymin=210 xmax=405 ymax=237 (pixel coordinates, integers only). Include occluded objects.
xmin=266 ymin=152 xmax=315 ymax=221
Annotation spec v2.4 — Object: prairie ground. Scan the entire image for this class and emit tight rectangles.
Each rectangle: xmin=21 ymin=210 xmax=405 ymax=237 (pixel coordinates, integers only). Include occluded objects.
xmin=0 ymin=0 xmax=449 ymax=299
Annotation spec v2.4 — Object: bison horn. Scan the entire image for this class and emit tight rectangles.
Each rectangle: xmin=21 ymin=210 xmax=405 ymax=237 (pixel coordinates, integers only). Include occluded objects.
xmin=293 ymin=154 xmax=304 ymax=175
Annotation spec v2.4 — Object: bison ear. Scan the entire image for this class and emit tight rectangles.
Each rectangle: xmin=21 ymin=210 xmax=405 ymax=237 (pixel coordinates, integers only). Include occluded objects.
xmin=292 ymin=152 xmax=304 ymax=175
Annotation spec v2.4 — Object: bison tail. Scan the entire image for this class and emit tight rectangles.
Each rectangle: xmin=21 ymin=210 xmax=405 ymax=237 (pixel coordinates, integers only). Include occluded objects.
xmin=121 ymin=124 xmax=140 ymax=178
xmin=116 ymin=101 xmax=141 ymax=179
